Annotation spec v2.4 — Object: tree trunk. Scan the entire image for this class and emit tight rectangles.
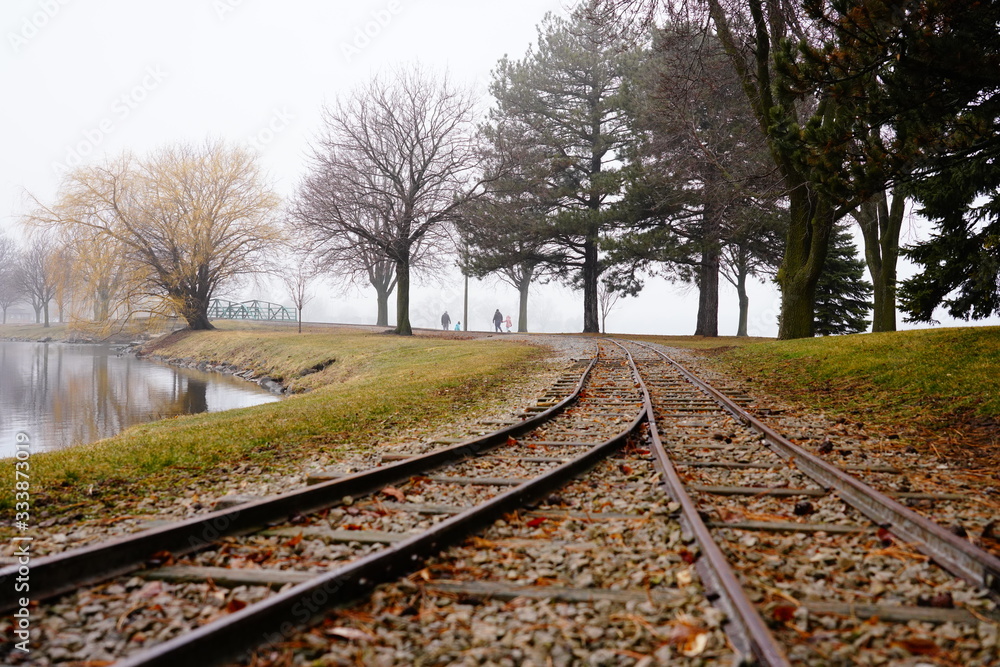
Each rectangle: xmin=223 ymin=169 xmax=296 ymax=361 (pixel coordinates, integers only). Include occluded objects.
xmin=736 ymin=264 xmax=750 ymax=337
xmin=695 ymin=171 xmax=723 ymax=337
xmin=186 ymin=310 xmax=215 ymax=330
xmin=855 ymin=189 xmax=903 ymax=333
xmin=375 ymin=288 xmax=390 ymax=327
xmin=517 ymin=273 xmax=530 ymax=333
xmin=694 ymin=251 xmax=720 ymax=337
xmin=43 ymin=300 xmax=50 ymax=328
xmin=777 ymin=188 xmax=835 ymax=339
xmin=297 ymin=306 xmax=303 ymax=334
xmin=582 ymin=231 xmax=599 ymax=333
xmin=180 ymin=292 xmax=215 ymax=330
xmin=394 ymin=259 xmax=412 ymax=335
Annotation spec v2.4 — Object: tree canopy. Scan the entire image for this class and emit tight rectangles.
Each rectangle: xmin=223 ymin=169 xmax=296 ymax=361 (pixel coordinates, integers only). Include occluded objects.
xmin=293 ymin=67 xmax=486 ymax=335
xmin=482 ymin=10 xmax=638 ymax=333
xmin=30 ymin=142 xmax=282 ymax=330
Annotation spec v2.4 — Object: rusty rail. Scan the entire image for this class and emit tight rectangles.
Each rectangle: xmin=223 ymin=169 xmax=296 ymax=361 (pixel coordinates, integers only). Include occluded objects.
xmin=635 ymin=340 xmax=1000 ymax=599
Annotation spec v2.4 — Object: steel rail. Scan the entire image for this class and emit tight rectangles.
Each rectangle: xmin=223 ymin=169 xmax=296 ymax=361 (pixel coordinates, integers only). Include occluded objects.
xmin=610 ymin=340 xmax=792 ymax=667
xmin=0 ymin=350 xmax=603 ymax=614
xmin=114 ymin=355 xmax=648 ymax=666
xmin=634 ymin=340 xmax=1000 ymax=599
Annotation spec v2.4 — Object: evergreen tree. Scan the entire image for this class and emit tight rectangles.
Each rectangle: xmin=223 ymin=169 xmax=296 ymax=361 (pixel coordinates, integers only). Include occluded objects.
xmin=814 ymin=224 xmax=873 ymax=336
xmin=483 ymin=10 xmax=637 ymax=333
xmin=608 ymin=22 xmax=783 ymax=337
xmin=900 ymin=160 xmax=1000 ymax=323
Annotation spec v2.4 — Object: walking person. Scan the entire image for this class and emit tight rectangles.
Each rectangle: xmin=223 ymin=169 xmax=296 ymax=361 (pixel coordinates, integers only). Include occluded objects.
xmin=441 ymin=311 xmax=451 ymax=331
xmin=505 ymin=314 xmax=512 ymax=333
xmin=455 ymin=321 xmax=461 ymax=331
xmin=493 ymin=309 xmax=503 ymax=333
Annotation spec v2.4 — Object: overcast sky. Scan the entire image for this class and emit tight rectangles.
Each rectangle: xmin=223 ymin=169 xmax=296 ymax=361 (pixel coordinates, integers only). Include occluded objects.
xmin=2 ymin=1 xmax=996 ymax=336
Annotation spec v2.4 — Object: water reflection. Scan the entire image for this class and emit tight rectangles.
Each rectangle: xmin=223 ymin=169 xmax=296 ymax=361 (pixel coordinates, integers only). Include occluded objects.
xmin=0 ymin=341 xmax=278 ymax=457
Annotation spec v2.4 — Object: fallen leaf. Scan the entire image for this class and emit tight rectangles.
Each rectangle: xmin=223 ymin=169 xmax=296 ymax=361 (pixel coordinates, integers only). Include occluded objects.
xmin=772 ymin=605 xmax=797 ymax=623
xmin=678 ymin=549 xmax=697 ymax=564
xmin=619 ymin=464 xmax=634 ymax=475
xmin=876 ymin=527 xmax=893 ymax=545
xmin=284 ymin=533 xmax=303 ymax=548
xmin=666 ymin=618 xmax=709 ymax=657
xmin=892 ymin=638 xmax=939 ymax=656
xmin=506 ymin=436 xmax=518 ymax=446
xmin=226 ymin=598 xmax=248 ymax=613
xmin=382 ymin=487 xmax=406 ymax=502
xmin=681 ymin=631 xmax=708 ymax=657
xmin=526 ymin=517 xmax=546 ymax=528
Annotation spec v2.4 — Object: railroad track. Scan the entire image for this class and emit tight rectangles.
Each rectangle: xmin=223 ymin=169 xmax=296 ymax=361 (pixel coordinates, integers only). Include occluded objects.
xmin=235 ymin=339 xmax=1000 ymax=666
xmin=625 ymin=340 xmax=1000 ymax=665
xmin=3 ymin=338 xmax=998 ymax=665
xmin=0 ymin=342 xmax=653 ymax=665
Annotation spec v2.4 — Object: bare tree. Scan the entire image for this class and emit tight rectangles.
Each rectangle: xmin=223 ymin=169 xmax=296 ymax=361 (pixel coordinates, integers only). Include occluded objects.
xmin=52 ymin=225 xmax=132 ymax=323
xmin=30 ymin=141 xmax=283 ymax=330
xmin=279 ymin=248 xmax=321 ymax=334
xmin=598 ymin=280 xmax=623 ymax=334
xmin=18 ymin=234 xmax=58 ymax=326
xmin=0 ymin=236 xmax=24 ymax=324
xmin=293 ymin=66 xmax=487 ymax=335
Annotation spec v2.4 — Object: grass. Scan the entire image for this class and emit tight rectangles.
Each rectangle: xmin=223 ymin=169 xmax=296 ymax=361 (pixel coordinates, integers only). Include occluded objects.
xmin=0 ymin=319 xmax=173 ymax=342
xmin=0 ymin=323 xmax=71 ymax=339
xmin=1 ymin=325 xmax=543 ymax=513
xmin=701 ymin=326 xmax=1000 ymax=462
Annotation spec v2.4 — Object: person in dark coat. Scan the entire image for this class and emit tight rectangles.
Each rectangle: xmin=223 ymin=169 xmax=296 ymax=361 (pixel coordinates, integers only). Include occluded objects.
xmin=441 ymin=311 xmax=451 ymax=330
xmin=493 ymin=309 xmax=503 ymax=332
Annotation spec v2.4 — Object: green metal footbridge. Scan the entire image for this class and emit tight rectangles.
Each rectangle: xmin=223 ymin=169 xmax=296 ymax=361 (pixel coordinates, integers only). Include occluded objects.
xmin=207 ymin=299 xmax=296 ymax=321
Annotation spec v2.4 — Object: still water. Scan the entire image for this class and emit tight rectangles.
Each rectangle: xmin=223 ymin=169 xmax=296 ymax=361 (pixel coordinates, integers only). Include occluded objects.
xmin=0 ymin=341 xmax=279 ymax=458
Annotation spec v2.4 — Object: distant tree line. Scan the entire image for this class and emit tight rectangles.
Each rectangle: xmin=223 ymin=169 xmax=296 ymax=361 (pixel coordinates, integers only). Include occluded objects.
xmin=14 ymin=1 xmax=1000 ymax=338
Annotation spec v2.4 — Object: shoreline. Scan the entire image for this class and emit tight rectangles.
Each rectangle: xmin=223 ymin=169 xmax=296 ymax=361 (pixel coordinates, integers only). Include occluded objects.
xmin=137 ymin=350 xmax=290 ymax=395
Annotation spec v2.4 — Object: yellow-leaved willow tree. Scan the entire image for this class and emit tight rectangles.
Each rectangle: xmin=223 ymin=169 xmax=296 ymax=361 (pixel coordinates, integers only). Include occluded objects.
xmin=31 ymin=141 xmax=283 ymax=330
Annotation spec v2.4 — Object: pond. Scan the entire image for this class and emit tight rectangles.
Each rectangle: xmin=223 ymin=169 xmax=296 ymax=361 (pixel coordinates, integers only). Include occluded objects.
xmin=0 ymin=341 xmax=279 ymax=458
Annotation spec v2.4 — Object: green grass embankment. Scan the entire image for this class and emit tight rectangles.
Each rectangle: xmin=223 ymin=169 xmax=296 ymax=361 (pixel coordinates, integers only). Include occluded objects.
xmin=700 ymin=327 xmax=1000 ymax=461
xmin=2 ymin=326 xmax=542 ymax=513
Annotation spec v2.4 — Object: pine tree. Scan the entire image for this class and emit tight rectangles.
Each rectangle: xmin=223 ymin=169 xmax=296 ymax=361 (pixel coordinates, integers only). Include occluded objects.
xmin=814 ymin=224 xmax=873 ymax=336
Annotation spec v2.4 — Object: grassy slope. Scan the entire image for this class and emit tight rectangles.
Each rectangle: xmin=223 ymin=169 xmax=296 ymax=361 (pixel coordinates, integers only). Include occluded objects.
xmin=3 ymin=326 xmax=542 ymax=511
xmin=698 ymin=327 xmax=1000 ymax=462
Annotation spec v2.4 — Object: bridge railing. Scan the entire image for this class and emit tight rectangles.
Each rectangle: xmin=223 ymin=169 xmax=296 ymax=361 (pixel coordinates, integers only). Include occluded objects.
xmin=207 ymin=299 xmax=296 ymax=321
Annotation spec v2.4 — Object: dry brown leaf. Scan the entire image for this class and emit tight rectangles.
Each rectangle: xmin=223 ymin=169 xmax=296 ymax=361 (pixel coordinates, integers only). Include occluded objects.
xmin=772 ymin=605 xmax=797 ymax=623
xmin=666 ymin=618 xmax=709 ymax=657
xmin=225 ymin=598 xmax=247 ymax=613
xmin=892 ymin=638 xmax=939 ymax=656
xmin=382 ymin=486 xmax=406 ymax=502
